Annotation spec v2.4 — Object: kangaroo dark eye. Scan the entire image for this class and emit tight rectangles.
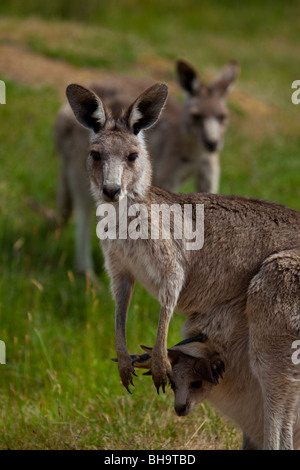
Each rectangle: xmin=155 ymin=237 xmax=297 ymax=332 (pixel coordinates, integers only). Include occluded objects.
xmin=90 ymin=150 xmax=101 ymax=161
xmin=127 ymin=152 xmax=138 ymax=162
xmin=191 ymin=113 xmax=203 ymax=122
xmin=191 ymin=380 xmax=202 ymax=389
xmin=217 ymin=114 xmax=227 ymax=123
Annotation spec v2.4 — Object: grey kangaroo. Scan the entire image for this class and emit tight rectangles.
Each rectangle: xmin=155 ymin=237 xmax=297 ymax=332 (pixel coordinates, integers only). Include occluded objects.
xmin=55 ymin=59 xmax=238 ymax=275
xmin=66 ymin=81 xmax=300 ymax=450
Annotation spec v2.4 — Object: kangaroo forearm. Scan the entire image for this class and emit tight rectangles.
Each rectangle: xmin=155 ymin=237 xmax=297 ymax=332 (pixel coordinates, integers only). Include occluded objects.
xmin=113 ymin=273 xmax=135 ymax=354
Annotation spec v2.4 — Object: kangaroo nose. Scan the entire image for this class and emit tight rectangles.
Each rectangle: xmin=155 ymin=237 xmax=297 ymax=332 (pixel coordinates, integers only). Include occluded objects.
xmin=103 ymin=184 xmax=121 ymax=201
xmin=203 ymin=139 xmax=218 ymax=153
xmin=175 ymin=404 xmax=188 ymax=416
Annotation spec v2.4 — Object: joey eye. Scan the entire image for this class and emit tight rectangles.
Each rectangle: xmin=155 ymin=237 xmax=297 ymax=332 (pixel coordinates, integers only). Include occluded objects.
xmin=191 ymin=380 xmax=202 ymax=389
xmin=90 ymin=150 xmax=101 ymax=162
xmin=191 ymin=113 xmax=203 ymax=122
xmin=127 ymin=152 xmax=138 ymax=162
xmin=217 ymin=114 xmax=227 ymax=123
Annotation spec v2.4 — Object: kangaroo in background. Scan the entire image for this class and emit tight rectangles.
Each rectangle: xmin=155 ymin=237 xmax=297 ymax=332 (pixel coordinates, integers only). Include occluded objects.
xmin=66 ymin=81 xmax=300 ymax=449
xmin=150 ymin=59 xmax=239 ymax=193
xmin=54 ymin=59 xmax=239 ymax=275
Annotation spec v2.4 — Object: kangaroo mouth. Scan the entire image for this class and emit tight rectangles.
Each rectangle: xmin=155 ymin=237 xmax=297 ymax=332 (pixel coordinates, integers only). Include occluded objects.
xmin=102 ymin=193 xmax=121 ymax=203
xmin=175 ymin=402 xmax=191 ymax=417
xmin=203 ymin=140 xmax=219 ymax=153
xmin=102 ymin=185 xmax=122 ymax=202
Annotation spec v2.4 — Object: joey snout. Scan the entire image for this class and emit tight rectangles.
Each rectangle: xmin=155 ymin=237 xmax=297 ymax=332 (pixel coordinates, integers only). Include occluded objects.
xmin=175 ymin=401 xmax=190 ymax=417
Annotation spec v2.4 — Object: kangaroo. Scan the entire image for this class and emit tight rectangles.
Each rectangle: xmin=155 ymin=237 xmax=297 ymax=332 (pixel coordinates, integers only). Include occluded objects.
xmin=150 ymin=59 xmax=239 ymax=193
xmin=66 ymin=82 xmax=300 ymax=449
xmin=128 ymin=337 xmax=300 ymax=450
xmin=54 ymin=59 xmax=238 ymax=275
xmin=54 ymin=76 xmax=150 ymax=275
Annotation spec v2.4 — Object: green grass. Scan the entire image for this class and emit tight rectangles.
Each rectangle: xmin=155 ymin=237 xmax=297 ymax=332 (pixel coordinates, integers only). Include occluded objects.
xmin=0 ymin=0 xmax=300 ymax=450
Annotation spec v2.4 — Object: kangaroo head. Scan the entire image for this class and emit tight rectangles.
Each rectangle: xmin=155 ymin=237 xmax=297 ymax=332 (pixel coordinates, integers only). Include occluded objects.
xmin=66 ymin=83 xmax=168 ymax=203
xmin=177 ymin=59 xmax=239 ymax=153
xmin=118 ymin=335 xmax=225 ymax=417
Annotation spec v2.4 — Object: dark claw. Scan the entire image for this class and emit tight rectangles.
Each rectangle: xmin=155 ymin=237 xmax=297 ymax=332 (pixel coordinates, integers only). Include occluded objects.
xmin=143 ymin=370 xmax=152 ymax=376
xmin=211 ymin=357 xmax=225 ymax=384
xmin=125 ymin=385 xmax=132 ymax=394
xmin=155 ymin=380 xmax=167 ymax=394
xmin=212 ymin=370 xmax=219 ymax=381
xmin=132 ymin=370 xmax=138 ymax=377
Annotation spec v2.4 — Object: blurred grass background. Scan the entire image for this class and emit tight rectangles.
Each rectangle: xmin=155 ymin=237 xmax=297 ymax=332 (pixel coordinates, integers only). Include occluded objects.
xmin=0 ymin=0 xmax=299 ymax=450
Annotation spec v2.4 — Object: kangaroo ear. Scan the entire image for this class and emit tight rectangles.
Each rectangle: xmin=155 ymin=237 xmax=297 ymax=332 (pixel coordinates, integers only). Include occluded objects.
xmin=66 ymin=84 xmax=107 ymax=133
xmin=210 ymin=60 xmax=240 ymax=95
xmin=176 ymin=59 xmax=201 ymax=96
xmin=125 ymin=83 xmax=168 ymax=135
xmin=168 ymin=334 xmax=209 ymax=357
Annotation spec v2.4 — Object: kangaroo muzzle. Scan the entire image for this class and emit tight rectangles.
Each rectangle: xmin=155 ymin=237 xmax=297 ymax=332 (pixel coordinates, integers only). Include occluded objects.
xmin=175 ymin=402 xmax=189 ymax=417
xmin=102 ymin=183 xmax=121 ymax=202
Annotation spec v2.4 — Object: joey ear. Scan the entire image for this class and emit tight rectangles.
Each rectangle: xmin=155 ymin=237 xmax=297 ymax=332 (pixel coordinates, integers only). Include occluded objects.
xmin=168 ymin=334 xmax=208 ymax=358
xmin=210 ymin=60 xmax=240 ymax=95
xmin=125 ymin=83 xmax=168 ymax=135
xmin=193 ymin=358 xmax=217 ymax=385
xmin=66 ymin=84 xmax=107 ymax=133
xmin=176 ymin=59 xmax=201 ymax=96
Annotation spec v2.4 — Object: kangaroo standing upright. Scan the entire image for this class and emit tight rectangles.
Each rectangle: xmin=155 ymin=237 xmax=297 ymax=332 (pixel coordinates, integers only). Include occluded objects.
xmin=66 ymin=81 xmax=300 ymax=450
xmin=55 ymin=60 xmax=238 ymax=275
xmin=149 ymin=59 xmax=239 ymax=193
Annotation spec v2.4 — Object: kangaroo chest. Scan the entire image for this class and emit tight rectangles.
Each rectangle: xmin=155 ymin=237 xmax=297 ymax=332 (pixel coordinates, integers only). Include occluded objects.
xmin=102 ymin=238 xmax=167 ymax=300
